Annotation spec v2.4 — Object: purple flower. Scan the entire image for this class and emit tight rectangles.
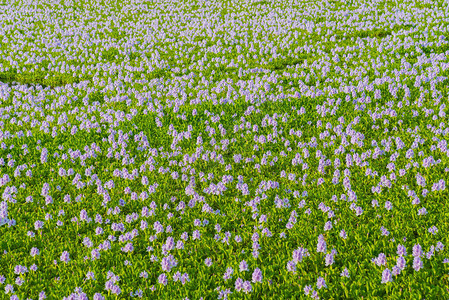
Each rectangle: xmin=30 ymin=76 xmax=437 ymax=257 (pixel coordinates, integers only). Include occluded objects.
xmin=91 ymin=249 xmax=100 ymax=260
xmin=418 ymin=207 xmax=427 ymax=215
xmin=86 ymin=271 xmax=95 ymax=280
xmin=292 ymin=248 xmax=305 ymax=264
xmin=235 ymin=278 xmax=244 ymax=292
xmin=158 ymin=273 xmax=167 ymax=286
xmin=426 ymin=246 xmax=435 ymax=259
xmin=165 ymin=237 xmax=175 ymax=251
xmin=140 ymin=271 xmax=148 ymax=279
xmin=252 ymin=268 xmax=263 ymax=283
xmin=93 ymin=293 xmax=105 ymax=300
xmin=204 ymin=258 xmax=213 ymax=267
xmin=141 ymin=176 xmax=149 ymax=185
xmin=303 ymin=285 xmax=312 ymax=296
xmin=431 ymin=180 xmax=441 ymax=192
xmin=242 ymin=281 xmax=252 ymax=294
xmin=397 ymin=256 xmax=406 ymax=270
xmin=317 ymin=234 xmax=327 ymax=253
xmin=392 ymin=265 xmax=401 ymax=276
xmin=173 ymin=271 xmax=181 ymax=282
xmin=340 ymin=267 xmax=350 ymax=278
xmin=14 ymin=265 xmax=28 ymax=275
xmin=381 ymin=268 xmax=393 ymax=283
xmin=80 ymin=209 xmax=89 ymax=221
xmin=380 ymin=226 xmax=390 ymax=236
xmin=5 ymin=284 xmax=14 ymax=294
xmin=180 ymin=273 xmax=189 ymax=285
xmin=96 ymin=227 xmax=103 ymax=235
xmin=176 ymin=240 xmax=184 ymax=250
xmin=325 ymin=253 xmax=335 ymax=266
xmin=439 ymin=179 xmax=446 ymax=191
xmin=133 ymin=289 xmax=143 ymax=298
xmin=239 ymin=260 xmax=248 ymax=272
xmin=223 ymin=267 xmax=233 ymax=281
xmin=316 ymin=276 xmax=326 ymax=289
xmin=436 ymin=242 xmax=444 ymax=252
xmin=60 ymin=251 xmax=70 ymax=263
xmin=416 ymin=173 xmax=426 ymax=187
xmin=412 ymin=244 xmax=422 ymax=257
xmin=324 ymin=221 xmax=332 ymax=231
xmin=34 ymin=220 xmax=44 ymax=230
xmin=397 ymin=244 xmax=407 ymax=256
xmin=40 ymin=148 xmax=48 ymax=164
xmin=192 ymin=230 xmax=201 ymax=240
xmin=286 ymin=260 xmax=297 ymax=273
xmin=413 ymin=256 xmax=423 ymax=271
xmin=217 ymin=287 xmax=232 ymax=300
xmin=161 ymin=255 xmax=177 ymax=272
xmin=153 ymin=221 xmax=164 ymax=234
xmin=83 ymin=237 xmax=93 ymax=248
xmin=428 ymin=226 xmax=438 ymax=235
xmin=41 ymin=183 xmax=50 ymax=196
xmin=375 ymin=253 xmax=387 ymax=266
xmin=111 ymin=285 xmax=121 ymax=295
xmin=39 ymin=291 xmax=46 ymax=300
xmin=30 ymin=247 xmax=40 ymax=257
xmin=121 ymin=242 xmax=134 ymax=253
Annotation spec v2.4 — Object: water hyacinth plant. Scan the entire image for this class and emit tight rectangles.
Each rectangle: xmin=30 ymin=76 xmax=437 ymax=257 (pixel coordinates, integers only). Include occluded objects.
xmin=1 ymin=0 xmax=449 ymax=299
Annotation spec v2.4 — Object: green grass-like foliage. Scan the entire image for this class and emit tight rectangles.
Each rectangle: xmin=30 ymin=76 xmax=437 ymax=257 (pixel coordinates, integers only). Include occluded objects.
xmin=0 ymin=70 xmax=84 ymax=89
